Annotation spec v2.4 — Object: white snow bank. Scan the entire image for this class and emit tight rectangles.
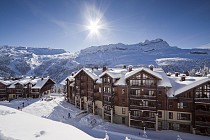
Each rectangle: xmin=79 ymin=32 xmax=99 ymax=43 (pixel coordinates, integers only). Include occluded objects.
xmin=0 ymin=105 xmax=104 ymax=140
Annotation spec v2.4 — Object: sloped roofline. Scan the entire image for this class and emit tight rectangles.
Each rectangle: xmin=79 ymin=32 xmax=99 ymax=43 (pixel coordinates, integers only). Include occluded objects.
xmin=125 ymin=68 xmax=162 ymax=80
xmin=73 ymin=68 xmax=98 ymax=80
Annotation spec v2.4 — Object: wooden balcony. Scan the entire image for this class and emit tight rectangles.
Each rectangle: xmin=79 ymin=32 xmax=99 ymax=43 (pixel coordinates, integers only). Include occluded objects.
xmin=104 ymin=110 xmax=111 ymax=115
xmin=178 ymin=97 xmax=193 ymax=102
xmin=130 ymin=104 xmax=156 ymax=111
xmin=195 ymin=121 xmax=210 ymax=127
xmin=130 ymin=84 xmax=157 ymax=88
xmin=130 ymin=115 xmax=155 ymax=122
xmin=103 ymin=100 xmax=112 ymax=105
xmin=130 ymin=95 xmax=156 ymax=100
xmin=195 ymin=98 xmax=210 ymax=103
xmin=103 ymin=92 xmax=114 ymax=96
xmin=195 ymin=110 xmax=210 ymax=115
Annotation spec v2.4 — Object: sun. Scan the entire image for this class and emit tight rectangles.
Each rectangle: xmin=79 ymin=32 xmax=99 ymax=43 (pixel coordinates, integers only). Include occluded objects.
xmin=81 ymin=3 xmax=110 ymax=42
xmin=87 ymin=19 xmax=101 ymax=35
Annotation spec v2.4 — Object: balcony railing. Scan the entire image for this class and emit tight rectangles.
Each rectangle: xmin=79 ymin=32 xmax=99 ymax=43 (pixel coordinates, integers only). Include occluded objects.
xmin=103 ymin=100 xmax=112 ymax=105
xmin=195 ymin=98 xmax=210 ymax=103
xmin=130 ymin=95 xmax=156 ymax=100
xmin=195 ymin=110 xmax=210 ymax=115
xmin=195 ymin=121 xmax=210 ymax=126
xmin=130 ymin=115 xmax=155 ymax=122
xmin=130 ymin=104 xmax=156 ymax=110
xmin=104 ymin=110 xmax=111 ymax=115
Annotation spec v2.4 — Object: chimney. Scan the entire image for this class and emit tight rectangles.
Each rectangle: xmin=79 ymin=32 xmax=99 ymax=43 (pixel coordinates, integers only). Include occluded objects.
xmin=166 ymin=72 xmax=171 ymax=76
xmin=122 ymin=65 xmax=126 ymax=69
xmin=71 ymin=72 xmax=74 ymax=76
xmin=180 ymin=74 xmax=186 ymax=81
xmin=128 ymin=65 xmax=133 ymax=72
xmin=149 ymin=65 xmax=154 ymax=71
xmin=175 ymin=72 xmax=179 ymax=77
xmin=103 ymin=66 xmax=107 ymax=72
xmin=195 ymin=72 xmax=202 ymax=77
xmin=184 ymin=71 xmax=189 ymax=76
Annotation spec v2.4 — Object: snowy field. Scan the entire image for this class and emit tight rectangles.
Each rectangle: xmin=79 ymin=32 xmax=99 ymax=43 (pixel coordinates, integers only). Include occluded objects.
xmin=1 ymin=93 xmax=210 ymax=140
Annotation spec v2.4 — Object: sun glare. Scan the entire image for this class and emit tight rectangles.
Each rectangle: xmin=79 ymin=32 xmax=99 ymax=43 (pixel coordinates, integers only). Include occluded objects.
xmin=82 ymin=4 xmax=109 ymax=41
xmin=87 ymin=20 xmax=101 ymax=35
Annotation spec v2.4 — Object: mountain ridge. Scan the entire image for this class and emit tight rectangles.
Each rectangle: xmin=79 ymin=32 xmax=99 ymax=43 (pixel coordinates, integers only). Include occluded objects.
xmin=1 ymin=39 xmax=210 ymax=83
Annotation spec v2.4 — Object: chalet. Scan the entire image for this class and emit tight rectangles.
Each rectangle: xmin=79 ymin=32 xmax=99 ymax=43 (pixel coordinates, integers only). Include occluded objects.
xmin=65 ymin=66 xmax=210 ymax=136
xmin=0 ymin=77 xmax=56 ymax=100
xmin=0 ymin=80 xmax=13 ymax=101
xmin=31 ymin=78 xmax=55 ymax=98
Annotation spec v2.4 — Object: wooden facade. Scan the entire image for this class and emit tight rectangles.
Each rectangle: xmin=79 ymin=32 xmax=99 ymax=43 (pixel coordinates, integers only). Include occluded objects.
xmin=0 ymin=81 xmax=8 ymax=100
xmin=126 ymin=70 xmax=160 ymax=129
xmin=0 ymin=77 xmax=55 ymax=100
xmin=66 ymin=67 xmax=210 ymax=136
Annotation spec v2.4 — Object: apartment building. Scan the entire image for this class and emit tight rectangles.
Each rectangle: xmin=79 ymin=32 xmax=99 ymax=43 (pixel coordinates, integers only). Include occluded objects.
xmin=66 ymin=66 xmax=210 ymax=136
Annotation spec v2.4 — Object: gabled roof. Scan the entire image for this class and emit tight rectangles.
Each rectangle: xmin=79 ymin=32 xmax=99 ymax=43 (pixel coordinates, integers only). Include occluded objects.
xmin=0 ymin=80 xmax=14 ymax=86
xmin=32 ymin=78 xmax=55 ymax=89
xmin=125 ymin=68 xmax=162 ymax=80
xmin=73 ymin=68 xmax=99 ymax=80
xmin=60 ymin=76 xmax=74 ymax=85
xmin=99 ymin=71 xmax=122 ymax=79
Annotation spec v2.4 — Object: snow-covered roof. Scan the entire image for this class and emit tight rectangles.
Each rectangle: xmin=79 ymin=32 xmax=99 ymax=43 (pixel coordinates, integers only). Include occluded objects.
xmin=18 ymin=79 xmax=31 ymax=85
xmin=125 ymin=68 xmax=162 ymax=80
xmin=99 ymin=71 xmax=122 ymax=79
xmin=167 ymin=75 xmax=210 ymax=97
xmin=114 ymin=75 xmax=126 ymax=85
xmin=74 ymin=68 xmax=99 ymax=80
xmin=60 ymin=76 xmax=74 ymax=85
xmin=153 ymin=68 xmax=172 ymax=87
xmin=32 ymin=78 xmax=53 ymax=89
xmin=0 ymin=80 xmax=14 ymax=86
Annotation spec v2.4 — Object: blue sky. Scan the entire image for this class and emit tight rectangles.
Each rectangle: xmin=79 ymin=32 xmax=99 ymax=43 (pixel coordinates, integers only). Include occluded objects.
xmin=0 ymin=0 xmax=210 ymax=52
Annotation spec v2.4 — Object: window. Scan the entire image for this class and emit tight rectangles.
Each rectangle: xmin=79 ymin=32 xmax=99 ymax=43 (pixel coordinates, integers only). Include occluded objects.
xmin=122 ymin=117 xmax=125 ymax=124
xmin=177 ymin=113 xmax=190 ymax=120
xmin=169 ymin=102 xmax=173 ymax=108
xmin=132 ymin=110 xmax=140 ymax=116
xmin=169 ymin=112 xmax=173 ymax=119
xmin=136 ymin=74 xmax=141 ymax=79
xmin=158 ymin=101 xmax=162 ymax=108
xmin=158 ymin=91 xmax=162 ymax=96
xmin=158 ymin=111 xmax=162 ymax=118
xmin=122 ymin=108 xmax=126 ymax=114
xmin=104 ymin=87 xmax=111 ymax=93
xmin=136 ymin=90 xmax=140 ymax=96
xmin=178 ymin=102 xmax=188 ymax=109
xmin=143 ymin=100 xmax=148 ymax=107
xmin=104 ymin=105 xmax=111 ymax=111
xmin=99 ymin=87 xmax=101 ymax=92
xmin=177 ymin=102 xmax=183 ymax=109
xmin=130 ymin=80 xmax=140 ymax=86
xmin=169 ymin=123 xmax=173 ymax=130
xmin=151 ymin=112 xmax=155 ymax=118
xmin=149 ymin=90 xmax=154 ymax=96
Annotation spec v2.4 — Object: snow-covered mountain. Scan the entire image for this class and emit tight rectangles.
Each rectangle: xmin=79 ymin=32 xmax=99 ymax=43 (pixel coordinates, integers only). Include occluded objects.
xmin=1 ymin=39 xmax=210 ymax=83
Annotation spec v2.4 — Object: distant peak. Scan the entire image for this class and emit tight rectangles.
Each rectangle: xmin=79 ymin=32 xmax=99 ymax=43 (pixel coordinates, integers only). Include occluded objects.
xmin=142 ymin=38 xmax=164 ymax=44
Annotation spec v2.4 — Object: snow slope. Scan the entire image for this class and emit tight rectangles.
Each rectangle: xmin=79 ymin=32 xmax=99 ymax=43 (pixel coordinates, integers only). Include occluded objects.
xmin=0 ymin=105 xmax=104 ymax=140
xmin=1 ymin=95 xmax=210 ymax=140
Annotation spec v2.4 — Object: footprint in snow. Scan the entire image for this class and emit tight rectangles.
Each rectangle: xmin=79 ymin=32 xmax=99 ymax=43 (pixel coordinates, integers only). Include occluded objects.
xmin=34 ymin=130 xmax=46 ymax=138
